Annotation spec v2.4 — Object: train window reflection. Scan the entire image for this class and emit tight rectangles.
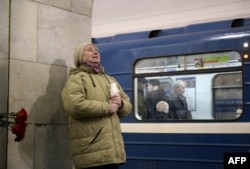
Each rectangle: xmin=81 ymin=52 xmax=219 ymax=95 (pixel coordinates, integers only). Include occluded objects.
xmin=134 ymin=51 xmax=243 ymax=121
xmin=213 ymin=72 xmax=242 ymax=119
xmin=135 ymin=51 xmax=241 ymax=74
xmin=135 ymin=72 xmax=242 ymax=121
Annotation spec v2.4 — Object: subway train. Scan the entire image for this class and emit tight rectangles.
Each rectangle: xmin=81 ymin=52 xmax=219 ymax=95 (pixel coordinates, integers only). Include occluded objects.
xmin=92 ymin=18 xmax=250 ymax=169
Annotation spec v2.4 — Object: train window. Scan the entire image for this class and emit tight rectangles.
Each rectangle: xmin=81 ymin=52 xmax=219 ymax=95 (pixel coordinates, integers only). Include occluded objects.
xmin=213 ymin=73 xmax=242 ymax=119
xmin=134 ymin=51 xmax=242 ymax=121
xmin=135 ymin=51 xmax=241 ymax=74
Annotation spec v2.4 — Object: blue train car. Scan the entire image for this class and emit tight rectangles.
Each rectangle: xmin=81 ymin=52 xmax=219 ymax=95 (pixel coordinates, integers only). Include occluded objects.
xmin=92 ymin=18 xmax=250 ymax=169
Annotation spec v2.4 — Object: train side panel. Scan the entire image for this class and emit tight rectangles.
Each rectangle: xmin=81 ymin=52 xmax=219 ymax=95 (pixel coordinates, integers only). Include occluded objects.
xmin=93 ymin=18 xmax=250 ymax=169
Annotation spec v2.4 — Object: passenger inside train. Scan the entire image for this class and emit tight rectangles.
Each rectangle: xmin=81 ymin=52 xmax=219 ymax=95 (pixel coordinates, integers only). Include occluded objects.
xmin=165 ymin=80 xmax=192 ymax=120
xmin=137 ymin=77 xmax=148 ymax=119
xmin=134 ymin=50 xmax=243 ymax=121
xmin=146 ymin=79 xmax=166 ymax=118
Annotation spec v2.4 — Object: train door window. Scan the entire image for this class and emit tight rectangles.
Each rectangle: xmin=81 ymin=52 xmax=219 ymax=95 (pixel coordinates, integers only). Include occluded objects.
xmin=213 ymin=73 xmax=243 ymax=119
xmin=133 ymin=51 xmax=242 ymax=121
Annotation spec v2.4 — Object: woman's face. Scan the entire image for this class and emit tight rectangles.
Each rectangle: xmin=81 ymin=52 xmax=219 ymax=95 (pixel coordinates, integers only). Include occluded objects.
xmin=82 ymin=44 xmax=100 ymax=65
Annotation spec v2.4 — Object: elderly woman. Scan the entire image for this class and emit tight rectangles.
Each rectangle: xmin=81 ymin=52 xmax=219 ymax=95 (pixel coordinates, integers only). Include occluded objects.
xmin=61 ymin=43 xmax=132 ymax=169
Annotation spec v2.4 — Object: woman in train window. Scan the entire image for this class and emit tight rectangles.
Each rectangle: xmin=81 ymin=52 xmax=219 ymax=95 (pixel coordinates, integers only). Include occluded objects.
xmin=61 ymin=43 xmax=132 ymax=169
xmin=166 ymin=80 xmax=192 ymax=120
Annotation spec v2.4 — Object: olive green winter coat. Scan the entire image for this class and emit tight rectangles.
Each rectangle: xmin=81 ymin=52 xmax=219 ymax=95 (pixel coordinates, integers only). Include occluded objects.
xmin=61 ymin=65 xmax=132 ymax=169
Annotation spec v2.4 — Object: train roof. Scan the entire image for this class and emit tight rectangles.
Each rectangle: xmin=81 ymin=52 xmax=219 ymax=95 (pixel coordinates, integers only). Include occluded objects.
xmin=92 ymin=18 xmax=250 ymax=45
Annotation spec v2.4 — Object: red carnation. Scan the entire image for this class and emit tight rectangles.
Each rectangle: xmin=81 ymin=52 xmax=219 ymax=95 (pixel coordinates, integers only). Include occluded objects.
xmin=1 ymin=108 xmax=28 ymax=142
xmin=11 ymin=123 xmax=27 ymax=142
xmin=15 ymin=108 xmax=28 ymax=124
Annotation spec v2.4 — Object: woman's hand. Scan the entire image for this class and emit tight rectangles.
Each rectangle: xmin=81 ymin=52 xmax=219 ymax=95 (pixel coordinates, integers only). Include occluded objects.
xmin=110 ymin=95 xmax=122 ymax=108
xmin=108 ymin=103 xmax=119 ymax=115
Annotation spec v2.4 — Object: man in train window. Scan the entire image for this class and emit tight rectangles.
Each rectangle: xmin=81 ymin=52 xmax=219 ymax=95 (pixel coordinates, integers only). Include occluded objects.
xmin=166 ymin=80 xmax=192 ymax=120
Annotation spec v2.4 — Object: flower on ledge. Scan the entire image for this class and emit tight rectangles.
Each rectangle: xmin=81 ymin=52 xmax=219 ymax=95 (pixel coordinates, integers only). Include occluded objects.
xmin=0 ymin=108 xmax=28 ymax=142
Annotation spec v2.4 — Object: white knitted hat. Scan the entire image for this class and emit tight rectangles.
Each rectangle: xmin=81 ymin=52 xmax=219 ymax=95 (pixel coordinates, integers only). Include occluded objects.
xmin=73 ymin=42 xmax=91 ymax=68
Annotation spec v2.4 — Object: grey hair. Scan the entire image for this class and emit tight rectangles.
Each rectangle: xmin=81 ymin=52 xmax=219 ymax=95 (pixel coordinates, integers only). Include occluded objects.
xmin=174 ymin=80 xmax=186 ymax=89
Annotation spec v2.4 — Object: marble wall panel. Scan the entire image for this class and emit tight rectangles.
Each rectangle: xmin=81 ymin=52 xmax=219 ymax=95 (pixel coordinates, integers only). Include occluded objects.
xmin=33 ymin=0 xmax=71 ymax=11
xmin=0 ymin=1 xmax=9 ymax=168
xmin=0 ymin=59 xmax=8 ymax=113
xmin=0 ymin=127 xmax=7 ymax=169
xmin=9 ymin=60 xmax=68 ymax=124
xmin=0 ymin=0 xmax=9 ymax=59
xmin=0 ymin=60 xmax=8 ymax=153
xmin=34 ymin=124 xmax=72 ymax=169
xmin=72 ymin=0 xmax=93 ymax=16
xmin=37 ymin=4 xmax=91 ymax=67
xmin=7 ymin=124 xmax=35 ymax=169
xmin=6 ymin=0 xmax=92 ymax=168
xmin=33 ymin=0 xmax=93 ymax=16
xmin=10 ymin=0 xmax=37 ymax=62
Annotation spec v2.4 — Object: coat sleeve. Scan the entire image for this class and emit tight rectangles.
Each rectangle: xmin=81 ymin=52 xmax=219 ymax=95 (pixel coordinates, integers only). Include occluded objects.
xmin=115 ymin=81 xmax=133 ymax=118
xmin=61 ymin=74 xmax=110 ymax=119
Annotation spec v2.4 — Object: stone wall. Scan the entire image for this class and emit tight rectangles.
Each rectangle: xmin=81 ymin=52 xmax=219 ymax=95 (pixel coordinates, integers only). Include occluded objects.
xmin=0 ymin=0 xmax=93 ymax=168
xmin=0 ymin=0 xmax=9 ymax=167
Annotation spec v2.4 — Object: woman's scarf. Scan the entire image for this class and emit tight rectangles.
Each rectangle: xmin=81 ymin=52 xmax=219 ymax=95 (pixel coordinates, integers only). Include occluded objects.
xmin=81 ymin=62 xmax=103 ymax=73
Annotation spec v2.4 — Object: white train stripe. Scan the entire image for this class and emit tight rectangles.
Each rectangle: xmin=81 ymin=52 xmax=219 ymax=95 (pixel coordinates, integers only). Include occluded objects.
xmin=121 ymin=122 xmax=250 ymax=134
